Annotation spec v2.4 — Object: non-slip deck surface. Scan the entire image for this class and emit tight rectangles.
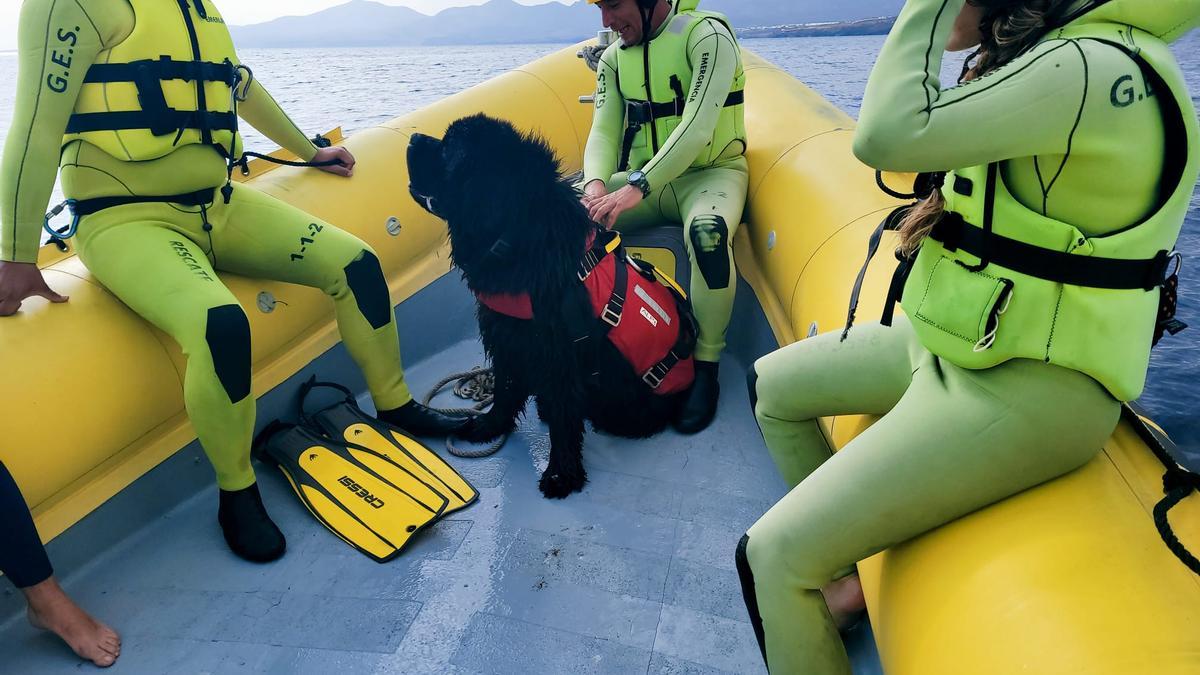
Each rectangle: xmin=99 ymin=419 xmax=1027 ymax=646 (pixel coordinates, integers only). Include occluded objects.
xmin=0 ymin=335 xmax=883 ymax=674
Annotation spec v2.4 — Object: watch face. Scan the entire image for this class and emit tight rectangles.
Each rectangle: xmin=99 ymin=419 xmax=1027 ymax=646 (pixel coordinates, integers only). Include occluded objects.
xmin=629 ymin=171 xmax=646 ymax=182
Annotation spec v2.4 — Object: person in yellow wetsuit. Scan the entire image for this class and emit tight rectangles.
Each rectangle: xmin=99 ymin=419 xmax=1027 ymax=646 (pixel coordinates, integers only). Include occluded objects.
xmin=736 ymin=0 xmax=1199 ymax=672
xmin=0 ymin=0 xmax=465 ymax=563
xmin=581 ymin=0 xmax=749 ymax=433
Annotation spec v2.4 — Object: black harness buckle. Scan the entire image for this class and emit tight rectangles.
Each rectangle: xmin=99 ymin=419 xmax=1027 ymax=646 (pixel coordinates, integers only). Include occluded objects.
xmin=625 ymin=100 xmax=655 ymax=126
xmin=1147 ymin=250 xmax=1183 ymax=291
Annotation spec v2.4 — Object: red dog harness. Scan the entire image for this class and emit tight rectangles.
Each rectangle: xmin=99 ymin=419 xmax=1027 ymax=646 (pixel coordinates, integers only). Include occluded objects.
xmin=475 ymin=230 xmax=696 ymax=395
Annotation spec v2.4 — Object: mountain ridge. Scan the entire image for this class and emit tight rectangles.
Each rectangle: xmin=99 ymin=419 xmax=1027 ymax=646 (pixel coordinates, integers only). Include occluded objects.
xmin=231 ymin=0 xmax=904 ymax=48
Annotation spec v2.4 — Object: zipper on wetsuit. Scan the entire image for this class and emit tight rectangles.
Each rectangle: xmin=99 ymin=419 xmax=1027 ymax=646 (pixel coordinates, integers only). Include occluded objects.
xmin=643 ymin=42 xmax=660 ymax=154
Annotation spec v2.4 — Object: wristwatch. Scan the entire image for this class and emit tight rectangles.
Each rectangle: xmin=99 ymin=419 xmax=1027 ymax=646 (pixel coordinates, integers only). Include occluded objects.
xmin=627 ymin=170 xmax=651 ymax=198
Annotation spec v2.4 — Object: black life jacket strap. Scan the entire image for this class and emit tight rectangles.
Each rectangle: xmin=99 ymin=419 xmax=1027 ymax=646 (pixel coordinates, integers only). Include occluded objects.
xmin=617 ymin=89 xmax=744 ymax=172
xmin=69 ymin=57 xmax=239 ymax=138
xmin=578 ymin=229 xmax=620 ymax=281
xmin=625 ymin=89 xmax=745 ymax=126
xmin=81 ymin=58 xmax=238 ymax=86
xmin=71 ymin=188 xmax=217 ymax=217
xmin=640 ymin=291 xmax=698 ymax=390
xmin=842 ymin=205 xmax=910 ymax=340
xmin=66 ymin=109 xmax=237 ymax=137
xmin=599 ymin=246 xmax=629 ymax=330
xmin=929 ymin=213 xmax=1176 ymax=291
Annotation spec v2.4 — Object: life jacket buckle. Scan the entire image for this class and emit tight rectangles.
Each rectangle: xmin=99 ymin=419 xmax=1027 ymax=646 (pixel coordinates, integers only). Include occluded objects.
xmin=601 ymin=293 xmax=625 ymax=327
xmin=1164 ymin=251 xmax=1183 ymax=283
xmin=625 ymin=100 xmax=654 ymax=126
xmin=642 ymin=363 xmax=668 ymax=389
xmin=1147 ymin=250 xmax=1183 ymax=291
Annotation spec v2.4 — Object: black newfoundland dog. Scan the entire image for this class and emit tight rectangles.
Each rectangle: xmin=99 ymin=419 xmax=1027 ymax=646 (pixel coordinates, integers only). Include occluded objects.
xmin=407 ymin=114 xmax=697 ymax=498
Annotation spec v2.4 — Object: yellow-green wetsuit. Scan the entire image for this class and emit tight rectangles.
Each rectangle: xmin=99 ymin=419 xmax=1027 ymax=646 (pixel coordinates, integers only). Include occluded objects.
xmin=737 ymin=0 xmax=1199 ymax=672
xmin=0 ymin=0 xmax=414 ymax=492
xmin=583 ymin=1 xmax=748 ymax=364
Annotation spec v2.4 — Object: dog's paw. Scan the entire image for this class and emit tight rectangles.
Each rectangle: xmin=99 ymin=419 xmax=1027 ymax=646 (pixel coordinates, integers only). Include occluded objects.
xmin=538 ymin=469 xmax=587 ymax=499
xmin=459 ymin=415 xmax=513 ymax=443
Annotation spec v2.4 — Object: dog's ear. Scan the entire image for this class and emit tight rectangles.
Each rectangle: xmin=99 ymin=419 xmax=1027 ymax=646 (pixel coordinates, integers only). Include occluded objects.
xmin=520 ymin=129 xmax=565 ymax=184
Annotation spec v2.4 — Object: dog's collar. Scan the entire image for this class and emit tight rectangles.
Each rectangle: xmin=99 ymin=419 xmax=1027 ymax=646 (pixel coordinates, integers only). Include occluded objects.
xmin=409 ymin=186 xmax=444 ymax=219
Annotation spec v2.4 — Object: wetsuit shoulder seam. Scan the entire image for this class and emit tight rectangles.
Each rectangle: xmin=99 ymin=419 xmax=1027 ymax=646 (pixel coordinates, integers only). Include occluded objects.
xmin=1040 ymin=40 xmax=1090 ymax=208
xmin=10 ymin=0 xmax=61 ymax=261
xmin=928 ymin=39 xmax=1078 ymax=112
xmin=921 ymin=0 xmax=956 ymax=113
xmin=70 ymin=0 xmax=103 ymax=42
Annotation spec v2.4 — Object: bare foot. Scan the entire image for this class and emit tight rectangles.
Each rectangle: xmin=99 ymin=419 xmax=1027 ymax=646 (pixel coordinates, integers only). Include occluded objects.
xmin=24 ymin=577 xmax=121 ymax=667
xmin=822 ymin=573 xmax=867 ymax=632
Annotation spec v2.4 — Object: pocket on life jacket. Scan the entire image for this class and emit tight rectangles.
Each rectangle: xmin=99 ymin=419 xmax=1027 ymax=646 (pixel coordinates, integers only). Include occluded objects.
xmin=913 ymin=256 xmax=1015 ymax=350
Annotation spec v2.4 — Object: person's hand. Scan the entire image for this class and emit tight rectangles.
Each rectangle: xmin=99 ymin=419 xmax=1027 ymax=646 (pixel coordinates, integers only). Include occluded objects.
xmin=0 ymin=261 xmax=68 ymax=316
xmin=580 ymin=179 xmax=608 ymax=208
xmin=587 ymin=184 xmax=643 ymax=229
xmin=312 ymin=146 xmax=355 ymax=177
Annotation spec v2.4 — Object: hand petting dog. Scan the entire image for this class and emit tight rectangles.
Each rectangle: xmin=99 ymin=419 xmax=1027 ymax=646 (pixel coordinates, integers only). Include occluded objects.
xmin=585 ymin=184 xmax=643 ymax=229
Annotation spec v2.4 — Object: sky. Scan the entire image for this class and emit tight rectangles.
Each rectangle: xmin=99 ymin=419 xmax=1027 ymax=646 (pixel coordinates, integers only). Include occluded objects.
xmin=0 ymin=0 xmax=574 ymax=51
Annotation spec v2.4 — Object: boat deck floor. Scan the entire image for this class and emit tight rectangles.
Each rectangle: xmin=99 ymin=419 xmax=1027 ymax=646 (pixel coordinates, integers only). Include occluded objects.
xmin=1 ymin=275 xmax=883 ymax=674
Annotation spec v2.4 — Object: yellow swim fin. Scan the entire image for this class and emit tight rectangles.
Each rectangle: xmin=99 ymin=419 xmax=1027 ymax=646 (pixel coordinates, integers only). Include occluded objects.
xmin=300 ymin=380 xmax=479 ymax=515
xmin=254 ymin=422 xmax=449 ymax=563
xmin=313 ymin=402 xmax=479 ymax=515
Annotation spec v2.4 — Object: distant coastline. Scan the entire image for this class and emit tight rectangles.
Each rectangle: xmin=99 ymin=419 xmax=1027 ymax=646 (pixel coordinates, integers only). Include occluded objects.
xmin=741 ymin=17 xmax=896 ymax=39
xmin=228 ymin=0 xmax=902 ymax=49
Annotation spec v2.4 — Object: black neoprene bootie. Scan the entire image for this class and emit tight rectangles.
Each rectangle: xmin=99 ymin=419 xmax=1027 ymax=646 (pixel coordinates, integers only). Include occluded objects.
xmin=377 ymin=400 xmax=468 ymax=436
xmin=218 ymin=483 xmax=286 ymax=563
xmin=674 ymin=361 xmax=720 ymax=435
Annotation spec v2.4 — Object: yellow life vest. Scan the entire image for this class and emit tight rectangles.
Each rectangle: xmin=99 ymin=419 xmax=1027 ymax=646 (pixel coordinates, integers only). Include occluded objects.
xmin=63 ymin=0 xmax=241 ymax=162
xmin=613 ymin=3 xmax=746 ymax=172
xmin=900 ymin=23 xmax=1197 ymax=401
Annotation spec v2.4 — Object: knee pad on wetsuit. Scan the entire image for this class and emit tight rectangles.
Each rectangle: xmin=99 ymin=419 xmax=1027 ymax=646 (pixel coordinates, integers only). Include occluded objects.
xmin=746 ymin=363 xmax=760 ymax=414
xmin=206 ymin=305 xmax=252 ymax=404
xmin=735 ymin=533 xmax=770 ymax=666
xmin=344 ymin=250 xmax=393 ymax=330
xmin=688 ymin=214 xmax=731 ymax=290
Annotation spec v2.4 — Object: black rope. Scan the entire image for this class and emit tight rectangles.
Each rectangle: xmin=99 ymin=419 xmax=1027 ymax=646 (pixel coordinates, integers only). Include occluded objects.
xmin=1154 ymin=481 xmax=1200 ymax=576
xmin=238 ymin=151 xmax=343 ymax=172
xmin=874 ymin=171 xmax=945 ymax=201
xmin=1124 ymin=405 xmax=1200 ymax=576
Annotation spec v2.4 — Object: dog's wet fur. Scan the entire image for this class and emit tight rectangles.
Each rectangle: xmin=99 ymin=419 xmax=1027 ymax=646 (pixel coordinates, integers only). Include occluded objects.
xmin=408 ymin=114 xmax=689 ymax=498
